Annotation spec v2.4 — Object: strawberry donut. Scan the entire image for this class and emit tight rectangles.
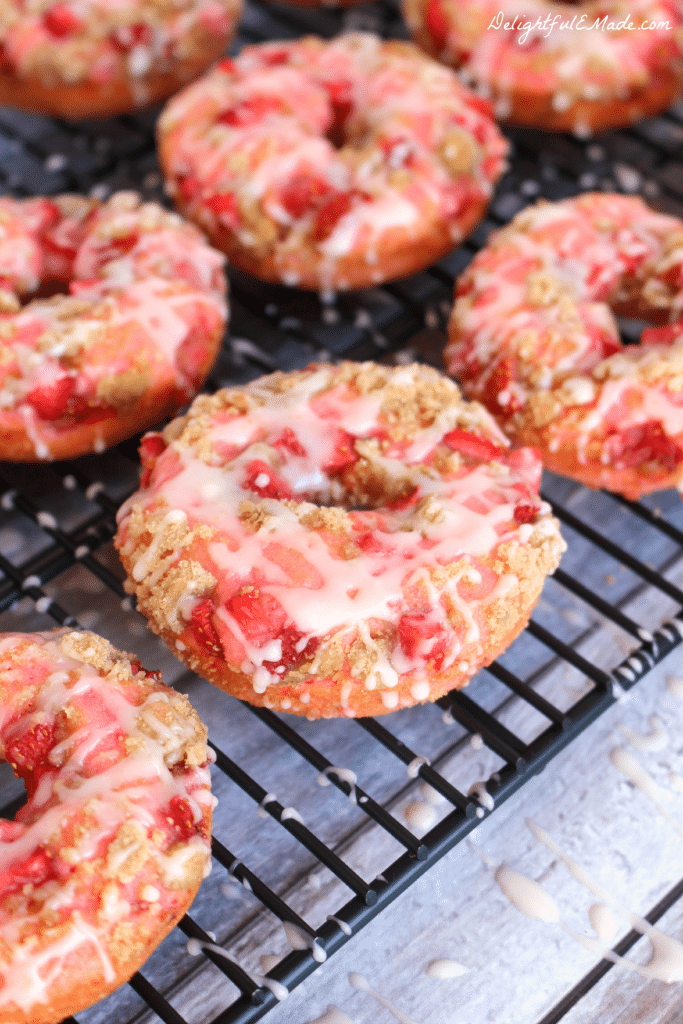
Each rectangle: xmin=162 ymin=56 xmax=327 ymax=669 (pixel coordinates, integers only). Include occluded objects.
xmin=445 ymin=193 xmax=683 ymax=500
xmin=115 ymin=362 xmax=564 ymax=719
xmin=0 ymin=189 xmax=227 ymax=462
xmin=0 ymin=629 xmax=213 ymax=1024
xmin=0 ymin=0 xmax=243 ymax=119
xmin=157 ymin=34 xmax=509 ymax=292
xmin=405 ymin=0 xmax=683 ymax=134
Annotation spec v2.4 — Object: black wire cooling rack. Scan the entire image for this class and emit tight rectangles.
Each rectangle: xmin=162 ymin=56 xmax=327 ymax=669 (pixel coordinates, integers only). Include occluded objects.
xmin=2 ymin=3 xmax=683 ymax=1023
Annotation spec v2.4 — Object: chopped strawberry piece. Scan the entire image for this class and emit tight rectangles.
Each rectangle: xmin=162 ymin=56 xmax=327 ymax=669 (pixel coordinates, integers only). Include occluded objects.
xmin=217 ymin=57 xmax=237 ymax=74
xmin=0 ymin=848 xmax=59 ymax=898
xmin=259 ymin=47 xmax=291 ymax=67
xmin=607 ymin=421 xmax=683 ymax=472
xmin=166 ymin=796 xmax=197 ymax=842
xmin=399 ymin=614 xmax=447 ymax=668
xmin=481 ymin=356 xmax=522 ymax=414
xmin=386 ymin=486 xmax=420 ymax=511
xmin=190 ymin=599 xmax=224 ymax=658
xmin=204 ymin=192 xmax=240 ymax=229
xmin=456 ymin=559 xmax=498 ymax=601
xmin=513 ymin=501 xmax=539 ymax=525
xmin=641 ymin=323 xmax=683 ymax=347
xmin=425 ymin=0 xmax=450 ymax=50
xmin=273 ymin=428 xmax=306 ymax=457
xmin=356 ymin=531 xmax=396 ymax=555
xmin=444 ymin=429 xmax=505 ymax=462
xmin=111 ymin=22 xmax=153 ymax=50
xmin=219 ymin=95 xmax=283 ymax=127
xmin=179 ymin=174 xmax=201 ymax=203
xmin=6 ymin=722 xmax=55 ymax=773
xmin=327 ymin=78 xmax=354 ymax=126
xmin=44 ymin=3 xmax=82 ymax=36
xmin=263 ymin=627 xmax=319 ymax=672
xmin=314 ymin=191 xmax=360 ymax=242
xmin=227 ymin=590 xmax=287 ymax=647
xmin=464 ymin=93 xmax=496 ymax=120
xmin=279 ymin=174 xmax=336 ymax=220
xmin=323 ymin=430 xmax=357 ymax=473
xmin=243 ymin=459 xmax=293 ymax=500
xmin=139 ymin=433 xmax=166 ymax=489
xmin=26 ymin=374 xmax=74 ymax=421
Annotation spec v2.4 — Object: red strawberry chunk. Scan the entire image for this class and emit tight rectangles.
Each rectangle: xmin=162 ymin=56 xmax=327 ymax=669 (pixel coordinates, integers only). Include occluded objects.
xmin=227 ymin=590 xmax=287 ymax=647
xmin=273 ymin=428 xmax=306 ymax=457
xmin=190 ymin=599 xmax=224 ymax=658
xmin=204 ymin=192 xmax=240 ymax=229
xmin=219 ymin=95 xmax=284 ymax=127
xmin=399 ymin=614 xmax=447 ymax=667
xmin=44 ymin=3 xmax=82 ymax=36
xmin=243 ymin=459 xmax=293 ymax=500
xmin=263 ymin=627 xmax=319 ymax=672
xmin=111 ymin=22 xmax=153 ymax=50
xmin=0 ymin=848 xmax=59 ymax=898
xmin=279 ymin=174 xmax=336 ymax=220
xmin=641 ymin=323 xmax=683 ymax=347
xmin=482 ymin=356 xmax=522 ymax=414
xmin=139 ymin=433 xmax=166 ymax=489
xmin=166 ymin=796 xmax=197 ymax=842
xmin=513 ymin=501 xmax=539 ymax=525
xmin=607 ymin=421 xmax=683 ymax=472
xmin=6 ymin=722 xmax=55 ymax=773
xmin=425 ymin=0 xmax=450 ymax=49
xmin=314 ymin=191 xmax=362 ymax=242
xmin=26 ymin=373 xmax=74 ymax=421
xmin=323 ymin=430 xmax=357 ymax=473
xmin=444 ymin=429 xmax=505 ymax=462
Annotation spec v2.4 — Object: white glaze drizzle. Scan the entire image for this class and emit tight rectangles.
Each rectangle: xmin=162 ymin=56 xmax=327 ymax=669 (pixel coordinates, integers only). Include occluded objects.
xmin=618 ymin=715 xmax=668 ymax=751
xmin=348 ymin=973 xmax=418 ymax=1024
xmin=304 ymin=1005 xmax=355 ymax=1024
xmin=404 ymin=801 xmax=438 ymax=831
xmin=425 ymin=958 xmax=468 ymax=979
xmin=317 ymin=767 xmax=358 ymax=804
xmin=282 ymin=921 xmax=327 ymax=963
xmin=609 ymin=747 xmax=683 ymax=839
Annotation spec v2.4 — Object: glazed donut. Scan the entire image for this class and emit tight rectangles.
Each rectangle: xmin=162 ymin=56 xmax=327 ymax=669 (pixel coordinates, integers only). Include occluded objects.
xmin=115 ymin=362 xmax=564 ymax=719
xmin=0 ymin=628 xmax=212 ymax=1024
xmin=157 ymin=34 xmax=508 ymax=292
xmin=445 ymin=193 xmax=683 ymax=500
xmin=0 ymin=190 xmax=227 ymax=462
xmin=0 ymin=0 xmax=243 ymax=119
xmin=405 ymin=0 xmax=683 ymax=134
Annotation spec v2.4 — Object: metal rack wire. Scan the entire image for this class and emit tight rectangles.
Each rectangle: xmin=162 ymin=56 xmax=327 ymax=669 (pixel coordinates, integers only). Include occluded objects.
xmin=1 ymin=2 xmax=683 ymax=1023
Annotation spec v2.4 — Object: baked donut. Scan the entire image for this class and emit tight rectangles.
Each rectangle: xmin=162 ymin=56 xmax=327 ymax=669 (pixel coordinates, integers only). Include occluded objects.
xmin=0 ymin=628 xmax=213 ymax=1024
xmin=157 ymin=34 xmax=509 ymax=292
xmin=0 ymin=0 xmax=243 ymax=119
xmin=115 ymin=362 xmax=565 ymax=719
xmin=445 ymin=193 xmax=683 ymax=500
xmin=0 ymin=189 xmax=228 ymax=462
xmin=405 ymin=0 xmax=683 ymax=134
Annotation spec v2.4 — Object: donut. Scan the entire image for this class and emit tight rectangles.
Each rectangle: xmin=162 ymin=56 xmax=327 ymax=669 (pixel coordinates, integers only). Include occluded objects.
xmin=157 ymin=34 xmax=509 ymax=292
xmin=0 ymin=628 xmax=213 ymax=1024
xmin=0 ymin=0 xmax=243 ymax=119
xmin=114 ymin=361 xmax=565 ymax=719
xmin=0 ymin=189 xmax=228 ymax=462
xmin=445 ymin=193 xmax=683 ymax=500
xmin=404 ymin=0 xmax=683 ymax=134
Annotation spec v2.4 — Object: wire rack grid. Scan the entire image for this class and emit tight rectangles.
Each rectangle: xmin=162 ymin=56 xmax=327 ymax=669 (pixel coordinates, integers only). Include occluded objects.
xmin=1 ymin=2 xmax=683 ymax=1023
